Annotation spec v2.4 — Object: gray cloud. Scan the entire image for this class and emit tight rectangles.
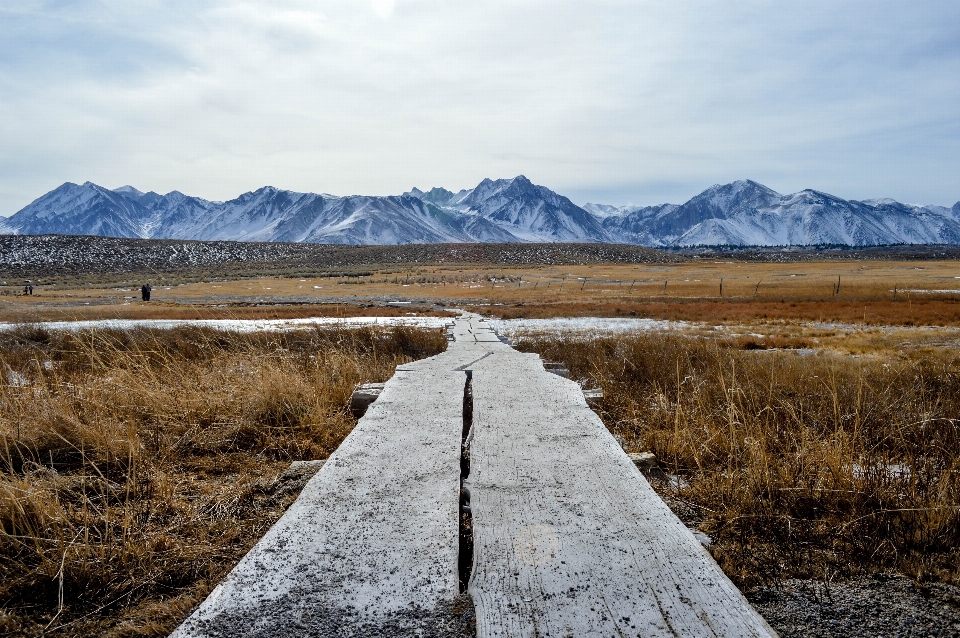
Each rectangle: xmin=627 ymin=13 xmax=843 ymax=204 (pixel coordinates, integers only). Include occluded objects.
xmin=1 ymin=0 xmax=958 ymax=216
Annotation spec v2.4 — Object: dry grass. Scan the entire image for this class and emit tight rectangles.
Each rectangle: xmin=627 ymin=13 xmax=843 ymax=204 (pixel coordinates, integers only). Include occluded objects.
xmin=0 ymin=298 xmax=451 ymax=324
xmin=6 ymin=259 xmax=959 ymax=326
xmin=516 ymin=332 xmax=960 ymax=588
xmin=475 ymin=298 xmax=960 ymax=326
xmin=0 ymin=324 xmax=448 ymax=637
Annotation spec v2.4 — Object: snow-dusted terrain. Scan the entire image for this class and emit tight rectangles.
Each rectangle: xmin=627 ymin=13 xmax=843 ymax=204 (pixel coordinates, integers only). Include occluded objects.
xmin=596 ymin=180 xmax=960 ymax=247
xmin=0 ymin=316 xmax=453 ymax=333
xmin=0 ymin=234 xmax=320 ymax=276
xmin=406 ymin=175 xmax=609 ymax=242
xmin=489 ymin=317 xmax=691 ymax=337
xmin=2 ymin=176 xmax=608 ymax=245
xmin=3 ymin=177 xmax=958 ymax=247
xmin=0 ymin=235 xmax=676 ymax=278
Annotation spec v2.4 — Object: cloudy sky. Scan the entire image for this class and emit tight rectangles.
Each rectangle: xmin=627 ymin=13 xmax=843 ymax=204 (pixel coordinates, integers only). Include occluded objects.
xmin=1 ymin=1 xmax=959 ymax=215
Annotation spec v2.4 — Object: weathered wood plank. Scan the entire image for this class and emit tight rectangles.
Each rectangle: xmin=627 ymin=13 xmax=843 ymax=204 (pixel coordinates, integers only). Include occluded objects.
xmin=172 ymin=315 xmax=774 ymax=637
xmin=466 ymin=342 xmax=776 ymax=637
xmin=451 ymin=316 xmax=502 ymax=343
xmin=171 ymin=346 xmax=476 ymax=637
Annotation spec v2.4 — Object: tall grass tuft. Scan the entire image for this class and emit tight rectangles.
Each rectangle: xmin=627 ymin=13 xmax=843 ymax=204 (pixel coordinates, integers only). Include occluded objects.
xmin=516 ymin=333 xmax=960 ymax=588
xmin=0 ymin=324 xmax=447 ymax=637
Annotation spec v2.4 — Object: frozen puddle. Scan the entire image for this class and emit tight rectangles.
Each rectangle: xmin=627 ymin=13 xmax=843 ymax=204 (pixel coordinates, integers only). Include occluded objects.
xmin=489 ymin=316 xmax=690 ymax=337
xmin=0 ymin=316 xmax=453 ymax=333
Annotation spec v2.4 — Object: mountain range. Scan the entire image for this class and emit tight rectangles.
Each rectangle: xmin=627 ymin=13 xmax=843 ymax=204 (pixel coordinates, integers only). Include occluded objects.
xmin=1 ymin=176 xmax=958 ymax=247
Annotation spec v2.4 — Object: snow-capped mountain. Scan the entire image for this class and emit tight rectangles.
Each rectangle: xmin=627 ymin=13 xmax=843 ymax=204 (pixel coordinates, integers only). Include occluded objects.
xmin=596 ymin=180 xmax=960 ymax=246
xmin=7 ymin=182 xmax=156 ymax=238
xmin=183 ymin=188 xmax=481 ymax=244
xmin=425 ymin=175 xmax=611 ymax=242
xmin=582 ymin=203 xmax=637 ymax=219
xmin=3 ymin=177 xmax=958 ymax=247
xmin=3 ymin=176 xmax=610 ymax=245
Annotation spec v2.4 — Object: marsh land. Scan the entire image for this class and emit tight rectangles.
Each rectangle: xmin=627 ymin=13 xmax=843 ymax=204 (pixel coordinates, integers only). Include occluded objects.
xmin=2 ymin=238 xmax=959 ymax=636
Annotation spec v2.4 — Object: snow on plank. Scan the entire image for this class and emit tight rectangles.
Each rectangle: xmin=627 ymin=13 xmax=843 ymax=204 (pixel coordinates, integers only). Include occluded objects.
xmin=466 ymin=343 xmax=776 ymax=637
xmin=170 ymin=315 xmax=773 ymax=637
xmin=170 ymin=347 xmax=472 ymax=637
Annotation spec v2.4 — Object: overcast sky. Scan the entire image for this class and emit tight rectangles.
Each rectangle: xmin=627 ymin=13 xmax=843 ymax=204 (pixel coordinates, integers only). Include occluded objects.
xmin=1 ymin=1 xmax=959 ymax=215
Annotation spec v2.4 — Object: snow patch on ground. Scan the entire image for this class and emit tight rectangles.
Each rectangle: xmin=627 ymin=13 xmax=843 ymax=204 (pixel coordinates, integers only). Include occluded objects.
xmin=0 ymin=316 xmax=454 ymax=333
xmin=489 ymin=317 xmax=690 ymax=336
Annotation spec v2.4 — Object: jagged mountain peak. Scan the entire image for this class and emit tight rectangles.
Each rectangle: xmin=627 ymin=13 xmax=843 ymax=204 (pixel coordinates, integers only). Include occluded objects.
xmin=464 ymin=175 xmax=546 ymax=202
xmin=422 ymin=187 xmax=455 ymax=205
xmin=862 ymin=198 xmax=900 ymax=207
xmin=402 ymin=186 xmax=458 ymax=206
xmin=695 ymin=179 xmax=780 ymax=201
xmin=5 ymin=180 xmax=150 ymax=238
xmin=230 ymin=185 xmax=290 ymax=204
xmin=43 ymin=181 xmax=81 ymax=195
xmin=162 ymin=190 xmax=188 ymax=201
xmin=450 ymin=175 xmax=609 ymax=242
xmin=599 ymin=179 xmax=960 ymax=246
xmin=460 ymin=175 xmax=537 ymax=203
xmin=733 ymin=178 xmax=770 ymax=189
xmin=583 ymin=203 xmax=632 ymax=218
xmin=4 ymin=177 xmax=958 ymax=247
xmin=679 ymin=181 xmax=782 ymax=222
xmin=114 ymin=186 xmax=166 ymax=208
xmin=253 ymin=185 xmax=283 ymax=196
xmin=638 ymin=180 xmax=782 ymax=241
xmin=483 ymin=174 xmax=533 ymax=191
xmin=782 ymin=189 xmax=851 ymax=207
xmin=54 ymin=180 xmax=124 ymax=202
xmin=81 ymin=181 xmax=121 ymax=195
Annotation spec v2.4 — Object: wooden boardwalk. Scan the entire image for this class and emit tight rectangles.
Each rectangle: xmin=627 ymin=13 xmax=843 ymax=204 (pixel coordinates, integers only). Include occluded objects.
xmin=468 ymin=337 xmax=774 ymax=637
xmin=171 ymin=315 xmax=775 ymax=637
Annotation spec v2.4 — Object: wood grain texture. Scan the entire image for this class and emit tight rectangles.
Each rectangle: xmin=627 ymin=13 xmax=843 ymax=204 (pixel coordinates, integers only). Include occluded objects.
xmin=466 ymin=324 xmax=776 ymax=637
xmin=171 ymin=315 xmax=774 ymax=637
xmin=171 ymin=339 xmax=482 ymax=637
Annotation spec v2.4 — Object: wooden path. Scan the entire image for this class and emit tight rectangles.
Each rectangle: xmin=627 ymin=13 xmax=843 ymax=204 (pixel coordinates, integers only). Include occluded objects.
xmin=171 ymin=315 xmax=776 ymax=637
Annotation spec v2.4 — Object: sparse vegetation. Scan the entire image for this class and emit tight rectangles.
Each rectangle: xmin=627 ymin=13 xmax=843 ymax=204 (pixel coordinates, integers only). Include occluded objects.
xmin=3 ymin=238 xmax=960 ymax=634
xmin=0 ymin=324 xmax=448 ymax=637
xmin=478 ymin=297 xmax=960 ymax=326
xmin=0 ymin=235 xmax=681 ymax=285
xmin=516 ymin=332 xmax=960 ymax=588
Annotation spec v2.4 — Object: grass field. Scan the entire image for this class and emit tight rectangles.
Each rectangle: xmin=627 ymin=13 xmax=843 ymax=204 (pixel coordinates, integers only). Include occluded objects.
xmin=3 ymin=260 xmax=959 ymax=326
xmin=2 ymin=253 xmax=960 ymax=634
xmin=0 ymin=325 xmax=448 ymax=637
xmin=517 ymin=332 xmax=960 ymax=589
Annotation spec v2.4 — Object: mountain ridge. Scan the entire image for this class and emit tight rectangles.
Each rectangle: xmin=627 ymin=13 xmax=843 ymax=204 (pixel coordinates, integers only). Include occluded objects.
xmin=3 ymin=177 xmax=958 ymax=247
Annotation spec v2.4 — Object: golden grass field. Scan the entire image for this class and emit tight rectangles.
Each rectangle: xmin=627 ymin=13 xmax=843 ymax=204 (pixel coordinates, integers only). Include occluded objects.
xmin=0 ymin=325 xmax=448 ymax=637
xmin=2 ymin=259 xmax=959 ymax=326
xmin=517 ymin=332 xmax=960 ymax=589
xmin=1 ymin=257 xmax=959 ymax=635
